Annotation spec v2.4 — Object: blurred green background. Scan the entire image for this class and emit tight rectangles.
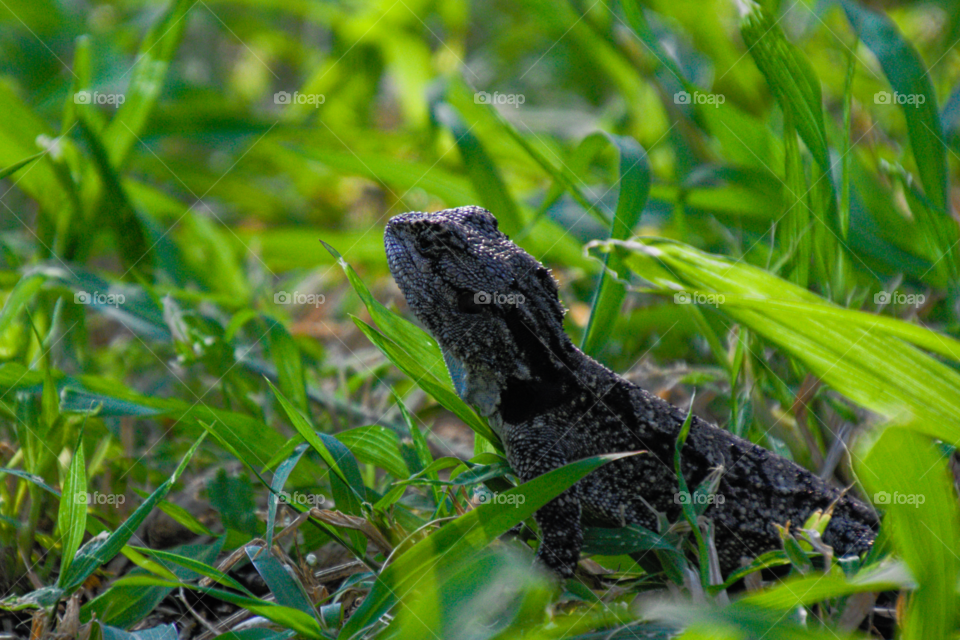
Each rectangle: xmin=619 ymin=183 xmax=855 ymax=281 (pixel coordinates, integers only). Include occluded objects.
xmin=3 ymin=0 xmax=960 ymax=638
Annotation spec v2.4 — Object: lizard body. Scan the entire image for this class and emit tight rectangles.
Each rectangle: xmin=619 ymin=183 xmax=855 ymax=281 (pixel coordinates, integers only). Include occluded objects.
xmin=384 ymin=205 xmax=878 ymax=578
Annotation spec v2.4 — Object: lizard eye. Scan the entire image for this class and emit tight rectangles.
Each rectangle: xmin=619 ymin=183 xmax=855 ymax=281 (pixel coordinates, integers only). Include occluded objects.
xmin=456 ymin=291 xmax=486 ymax=314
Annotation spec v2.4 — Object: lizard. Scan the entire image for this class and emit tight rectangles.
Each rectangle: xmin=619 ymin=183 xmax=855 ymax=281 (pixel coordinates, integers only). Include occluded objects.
xmin=384 ymin=205 xmax=879 ymax=579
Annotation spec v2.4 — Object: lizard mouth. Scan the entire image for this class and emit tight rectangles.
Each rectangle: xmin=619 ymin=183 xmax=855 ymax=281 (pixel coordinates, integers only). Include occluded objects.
xmin=384 ymin=217 xmax=429 ymax=318
xmin=383 ymin=221 xmax=411 ymax=282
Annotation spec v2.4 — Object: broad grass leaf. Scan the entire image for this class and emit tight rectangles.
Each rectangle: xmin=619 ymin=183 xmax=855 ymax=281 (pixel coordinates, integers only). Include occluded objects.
xmin=739 ymin=560 xmax=909 ymax=610
xmin=132 ymin=545 xmax=250 ymax=595
xmin=858 ymin=427 xmax=960 ymax=639
xmin=269 ymin=380 xmax=364 ymax=501
xmin=598 ymin=238 xmax=960 ymax=444
xmin=266 ymin=443 xmax=309 ymax=549
xmin=581 ymin=525 xmax=678 ymax=556
xmin=353 ymin=319 xmax=497 ymax=444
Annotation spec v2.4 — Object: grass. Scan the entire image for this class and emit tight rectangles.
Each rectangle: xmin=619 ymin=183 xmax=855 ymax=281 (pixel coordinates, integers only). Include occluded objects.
xmin=1 ymin=0 xmax=960 ymax=637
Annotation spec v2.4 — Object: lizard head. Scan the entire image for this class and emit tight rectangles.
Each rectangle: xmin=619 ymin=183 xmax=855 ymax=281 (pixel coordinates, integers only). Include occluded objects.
xmin=385 ymin=206 xmax=577 ymax=421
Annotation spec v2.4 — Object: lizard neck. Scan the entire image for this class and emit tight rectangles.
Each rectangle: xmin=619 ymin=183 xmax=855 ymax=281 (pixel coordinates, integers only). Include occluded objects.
xmin=443 ymin=316 xmax=599 ymax=430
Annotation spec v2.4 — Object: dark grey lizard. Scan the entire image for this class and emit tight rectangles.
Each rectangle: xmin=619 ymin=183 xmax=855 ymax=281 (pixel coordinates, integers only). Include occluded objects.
xmin=384 ymin=205 xmax=878 ymax=578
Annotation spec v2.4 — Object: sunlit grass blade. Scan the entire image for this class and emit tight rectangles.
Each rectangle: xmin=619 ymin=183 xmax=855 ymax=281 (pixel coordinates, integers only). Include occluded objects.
xmin=740 ymin=2 xmax=831 ymax=178
xmin=0 ymin=274 xmax=44 ymax=336
xmin=857 ymin=427 xmax=960 ymax=639
xmin=594 ymin=238 xmax=960 ymax=444
xmin=336 ymin=425 xmax=409 ymax=479
xmin=0 ymin=150 xmax=45 ymax=180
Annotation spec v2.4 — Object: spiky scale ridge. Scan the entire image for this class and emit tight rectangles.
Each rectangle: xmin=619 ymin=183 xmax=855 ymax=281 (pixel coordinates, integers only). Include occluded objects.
xmin=385 ymin=206 xmax=877 ymax=578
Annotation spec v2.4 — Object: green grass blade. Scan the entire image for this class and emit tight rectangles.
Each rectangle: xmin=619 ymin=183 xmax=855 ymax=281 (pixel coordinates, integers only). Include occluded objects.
xmin=433 ymin=102 xmax=523 ymax=235
xmin=340 ymin=451 xmax=641 ymax=638
xmin=109 ymin=576 xmax=325 ymax=639
xmin=59 ymin=432 xmax=206 ymax=591
xmin=0 ymin=150 xmax=45 ymax=180
xmin=843 ymin=1 xmax=947 ymax=212
xmin=266 ymin=443 xmax=309 ymax=549
xmin=740 ymin=0 xmax=836 ymax=234
xmin=245 ymin=545 xmax=318 ymax=620
xmin=597 ymin=238 xmax=960 ymax=443
xmin=0 ymin=274 xmax=44 ymax=336
xmin=76 ymin=116 xmax=150 ymax=274
xmin=56 ymin=428 xmax=87 ymax=585
xmin=580 ymin=133 xmax=650 ymax=356
xmin=130 ymin=545 xmax=252 ymax=596
xmin=267 ymin=379 xmax=365 ymax=506
xmin=353 ymin=318 xmax=498 ymax=443
xmin=740 ymin=560 xmax=909 ymax=610
xmin=104 ymin=0 xmax=193 ymax=168
xmin=858 ymin=427 xmax=960 ymax=639
xmin=336 ymin=425 xmax=408 ymax=479
xmin=267 ymin=380 xmax=367 ymax=551
xmin=265 ymin=318 xmax=308 ymax=413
